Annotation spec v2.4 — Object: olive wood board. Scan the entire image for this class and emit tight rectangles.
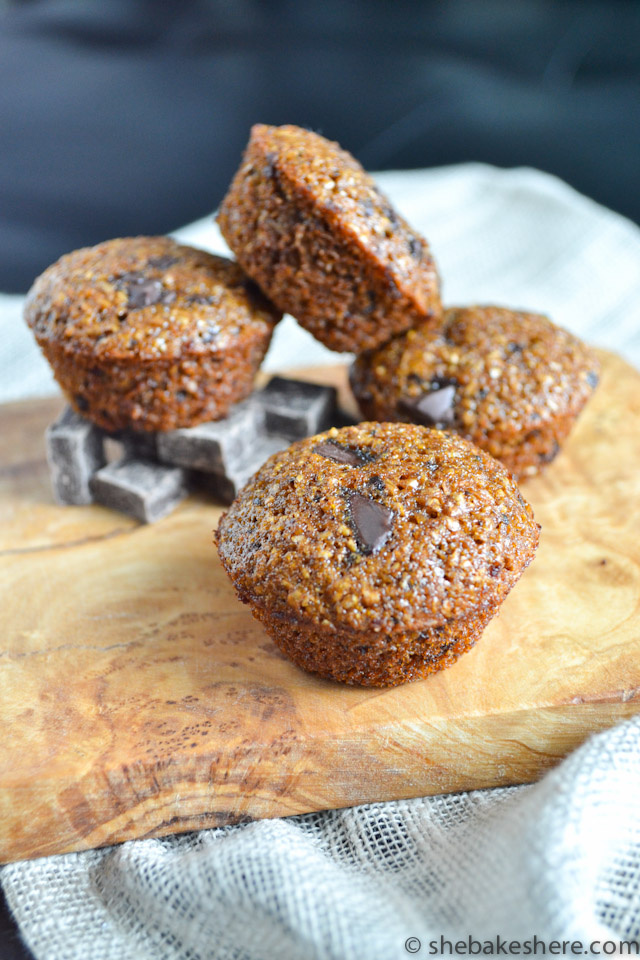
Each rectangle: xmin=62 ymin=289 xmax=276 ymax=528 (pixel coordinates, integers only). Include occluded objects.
xmin=1 ymin=350 xmax=639 ymax=864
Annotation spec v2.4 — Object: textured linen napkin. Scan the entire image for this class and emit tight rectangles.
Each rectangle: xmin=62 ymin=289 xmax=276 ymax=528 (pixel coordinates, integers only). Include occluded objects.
xmin=2 ymin=164 xmax=640 ymax=959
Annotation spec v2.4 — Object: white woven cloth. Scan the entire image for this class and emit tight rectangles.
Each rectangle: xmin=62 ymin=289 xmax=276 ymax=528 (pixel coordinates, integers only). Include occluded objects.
xmin=2 ymin=164 xmax=640 ymax=959
xmin=3 ymin=718 xmax=640 ymax=959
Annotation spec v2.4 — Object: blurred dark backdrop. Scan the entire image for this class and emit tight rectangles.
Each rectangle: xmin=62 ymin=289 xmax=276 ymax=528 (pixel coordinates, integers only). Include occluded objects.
xmin=0 ymin=0 xmax=639 ymax=292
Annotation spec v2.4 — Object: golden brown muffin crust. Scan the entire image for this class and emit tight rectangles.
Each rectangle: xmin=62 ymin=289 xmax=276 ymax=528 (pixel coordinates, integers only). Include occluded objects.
xmin=350 ymin=305 xmax=600 ymax=477
xmin=24 ymin=237 xmax=280 ymax=431
xmin=217 ymin=124 xmax=442 ymax=353
xmin=25 ymin=236 xmax=278 ymax=360
xmin=215 ymin=422 xmax=539 ymax=636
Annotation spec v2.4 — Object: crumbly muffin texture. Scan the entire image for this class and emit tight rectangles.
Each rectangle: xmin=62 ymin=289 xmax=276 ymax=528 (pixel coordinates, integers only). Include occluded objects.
xmin=217 ymin=124 xmax=441 ymax=353
xmin=25 ymin=236 xmax=280 ymax=432
xmin=350 ymin=305 xmax=600 ymax=478
xmin=215 ymin=422 xmax=539 ymax=686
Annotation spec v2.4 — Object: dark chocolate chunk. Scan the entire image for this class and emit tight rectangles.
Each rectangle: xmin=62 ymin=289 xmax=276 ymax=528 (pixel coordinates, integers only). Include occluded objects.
xmin=401 ymin=379 xmax=457 ymax=428
xmin=46 ymin=406 xmax=105 ymax=505
xmin=90 ymin=458 xmax=189 ymax=524
xmin=349 ymin=493 xmax=394 ymax=554
xmin=117 ymin=428 xmax=158 ymax=461
xmin=126 ymin=278 xmax=164 ymax=309
xmin=313 ymin=440 xmax=373 ymax=466
xmin=114 ymin=271 xmax=174 ymax=309
xmin=586 ymin=370 xmax=599 ymax=389
xmin=204 ymin=435 xmax=290 ymax=505
xmin=157 ymin=400 xmax=260 ymax=474
xmin=260 ymin=377 xmax=337 ymax=440
xmin=148 ymin=255 xmax=178 ymax=271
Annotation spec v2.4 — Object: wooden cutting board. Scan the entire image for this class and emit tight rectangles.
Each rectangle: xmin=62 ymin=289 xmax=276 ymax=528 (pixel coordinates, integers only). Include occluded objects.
xmin=1 ymin=351 xmax=640 ymax=864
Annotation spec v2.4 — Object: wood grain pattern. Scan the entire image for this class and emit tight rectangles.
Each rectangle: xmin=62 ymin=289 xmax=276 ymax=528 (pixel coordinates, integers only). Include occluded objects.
xmin=1 ymin=351 xmax=639 ymax=864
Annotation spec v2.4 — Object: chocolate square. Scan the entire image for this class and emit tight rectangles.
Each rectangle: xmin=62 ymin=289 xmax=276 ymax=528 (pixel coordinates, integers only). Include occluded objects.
xmin=259 ymin=377 xmax=337 ymax=440
xmin=90 ymin=458 xmax=189 ymax=524
xmin=205 ymin=435 xmax=290 ymax=505
xmin=156 ymin=400 xmax=260 ymax=474
xmin=45 ymin=406 xmax=106 ymax=505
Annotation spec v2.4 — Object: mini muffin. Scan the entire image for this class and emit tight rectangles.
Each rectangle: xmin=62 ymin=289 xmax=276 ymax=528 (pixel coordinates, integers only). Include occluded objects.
xmin=217 ymin=124 xmax=441 ymax=353
xmin=24 ymin=236 xmax=280 ymax=432
xmin=350 ymin=305 xmax=600 ymax=478
xmin=215 ymin=422 xmax=539 ymax=687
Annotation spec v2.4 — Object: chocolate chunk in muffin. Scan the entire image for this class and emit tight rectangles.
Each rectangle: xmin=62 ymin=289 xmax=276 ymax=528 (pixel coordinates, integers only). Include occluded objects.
xmin=350 ymin=305 xmax=600 ymax=478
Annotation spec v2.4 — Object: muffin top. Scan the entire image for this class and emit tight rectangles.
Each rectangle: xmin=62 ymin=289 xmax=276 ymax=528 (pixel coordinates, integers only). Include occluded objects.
xmin=218 ymin=124 xmax=437 ymax=311
xmin=215 ymin=422 xmax=540 ymax=635
xmin=24 ymin=236 xmax=280 ymax=362
xmin=350 ymin=305 xmax=599 ymax=442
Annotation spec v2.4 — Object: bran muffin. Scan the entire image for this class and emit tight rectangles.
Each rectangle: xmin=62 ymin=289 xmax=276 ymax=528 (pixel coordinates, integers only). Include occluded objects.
xmin=217 ymin=124 xmax=441 ymax=353
xmin=350 ymin=305 xmax=600 ymax=478
xmin=24 ymin=236 xmax=280 ymax=432
xmin=215 ymin=422 xmax=539 ymax=687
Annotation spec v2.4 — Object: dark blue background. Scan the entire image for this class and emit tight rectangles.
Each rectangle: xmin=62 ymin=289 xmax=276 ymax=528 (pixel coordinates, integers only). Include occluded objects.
xmin=1 ymin=0 xmax=639 ymax=292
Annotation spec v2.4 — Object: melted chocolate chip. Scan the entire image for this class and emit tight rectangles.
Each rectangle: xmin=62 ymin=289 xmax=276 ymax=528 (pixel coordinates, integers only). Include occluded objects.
xmin=313 ymin=440 xmax=374 ymax=466
xmin=506 ymin=342 xmax=523 ymax=355
xmin=349 ymin=493 xmax=394 ymax=554
xmin=362 ymin=198 xmax=375 ymax=217
xmin=114 ymin=271 xmax=174 ymax=310
xmin=125 ymin=278 xmax=164 ymax=309
xmin=400 ymin=379 xmax=457 ymax=428
xmin=148 ymin=255 xmax=178 ymax=271
xmin=586 ymin=370 xmax=599 ymax=389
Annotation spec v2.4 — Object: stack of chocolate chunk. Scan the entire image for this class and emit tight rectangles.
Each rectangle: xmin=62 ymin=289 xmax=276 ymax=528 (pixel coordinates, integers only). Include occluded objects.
xmin=45 ymin=377 xmax=337 ymax=522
